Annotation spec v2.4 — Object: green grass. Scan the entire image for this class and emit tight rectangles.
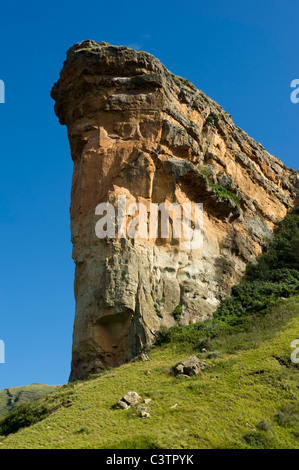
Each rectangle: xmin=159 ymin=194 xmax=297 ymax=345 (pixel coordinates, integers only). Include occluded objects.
xmin=215 ymin=212 xmax=299 ymax=323
xmin=0 ymin=296 xmax=298 ymax=449
xmin=209 ymin=182 xmax=240 ymax=207
xmin=197 ymin=164 xmax=240 ymax=207
xmin=157 ymin=212 xmax=299 ymax=352
xmin=1 ymin=211 xmax=298 ymax=449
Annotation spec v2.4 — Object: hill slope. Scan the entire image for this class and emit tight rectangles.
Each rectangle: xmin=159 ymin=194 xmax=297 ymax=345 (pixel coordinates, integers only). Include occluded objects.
xmin=0 ymin=384 xmax=60 ymax=419
xmin=0 ymin=296 xmax=298 ymax=449
xmin=1 ymin=211 xmax=298 ymax=449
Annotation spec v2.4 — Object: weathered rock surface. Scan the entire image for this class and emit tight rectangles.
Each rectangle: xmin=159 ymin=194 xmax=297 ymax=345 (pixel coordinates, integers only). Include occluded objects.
xmin=115 ymin=400 xmax=130 ymax=410
xmin=174 ymin=356 xmax=209 ymax=376
xmin=51 ymin=40 xmax=298 ymax=381
xmin=116 ymin=391 xmax=141 ymax=409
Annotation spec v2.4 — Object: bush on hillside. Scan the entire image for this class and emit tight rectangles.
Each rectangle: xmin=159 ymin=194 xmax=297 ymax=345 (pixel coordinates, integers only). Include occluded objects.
xmin=0 ymin=402 xmax=50 ymax=436
xmin=156 ymin=212 xmax=299 ymax=346
xmin=215 ymin=213 xmax=299 ymax=324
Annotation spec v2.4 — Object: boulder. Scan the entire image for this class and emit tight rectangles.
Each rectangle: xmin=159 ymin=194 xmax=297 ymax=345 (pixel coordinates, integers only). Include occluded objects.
xmin=123 ymin=391 xmax=142 ymax=406
xmin=175 ymin=356 xmax=208 ymax=376
xmin=115 ymin=391 xmax=142 ymax=409
xmin=115 ymin=400 xmax=130 ymax=410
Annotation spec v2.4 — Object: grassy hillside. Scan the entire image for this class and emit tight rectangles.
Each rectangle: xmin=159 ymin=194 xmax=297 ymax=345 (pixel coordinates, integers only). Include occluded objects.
xmin=0 ymin=384 xmax=60 ymax=419
xmin=0 ymin=212 xmax=298 ymax=449
xmin=0 ymin=296 xmax=298 ymax=449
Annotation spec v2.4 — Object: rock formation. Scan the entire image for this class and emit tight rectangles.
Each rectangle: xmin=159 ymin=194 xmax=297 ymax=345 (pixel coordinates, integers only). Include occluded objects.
xmin=51 ymin=40 xmax=297 ymax=381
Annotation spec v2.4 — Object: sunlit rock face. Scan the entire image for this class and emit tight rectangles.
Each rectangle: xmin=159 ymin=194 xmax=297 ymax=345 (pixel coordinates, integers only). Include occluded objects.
xmin=51 ymin=40 xmax=297 ymax=381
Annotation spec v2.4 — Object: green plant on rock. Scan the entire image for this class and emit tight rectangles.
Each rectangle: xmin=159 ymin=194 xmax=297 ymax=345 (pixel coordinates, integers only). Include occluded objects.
xmin=155 ymin=211 xmax=299 ymax=350
xmin=177 ymin=76 xmax=191 ymax=86
xmin=197 ymin=164 xmax=240 ymax=206
xmin=204 ymin=112 xmax=219 ymax=127
xmin=210 ymin=182 xmax=240 ymax=207
xmin=172 ymin=304 xmax=183 ymax=322
xmin=198 ymin=164 xmax=212 ymax=179
xmin=154 ymin=303 xmax=163 ymax=318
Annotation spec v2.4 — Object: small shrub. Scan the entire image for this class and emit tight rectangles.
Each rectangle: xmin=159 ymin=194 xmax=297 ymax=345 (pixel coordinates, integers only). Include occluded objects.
xmin=210 ymin=183 xmax=240 ymax=207
xmin=206 ymin=351 xmax=221 ymax=359
xmin=76 ymin=427 xmax=91 ymax=434
xmin=142 ymin=343 xmax=151 ymax=354
xmin=172 ymin=304 xmax=183 ymax=322
xmin=204 ymin=112 xmax=219 ymax=127
xmin=243 ymin=431 xmax=274 ymax=449
xmin=155 ymin=325 xmax=173 ymax=345
xmin=275 ymin=406 xmax=299 ymax=430
xmin=178 ymin=76 xmax=190 ymax=86
xmin=154 ymin=304 xmax=162 ymax=316
xmin=198 ymin=164 xmax=212 ymax=178
xmin=198 ymin=338 xmax=211 ymax=351
xmin=0 ymin=402 xmax=50 ymax=436
xmin=257 ymin=419 xmax=271 ymax=432
xmin=197 ymin=164 xmax=239 ymax=206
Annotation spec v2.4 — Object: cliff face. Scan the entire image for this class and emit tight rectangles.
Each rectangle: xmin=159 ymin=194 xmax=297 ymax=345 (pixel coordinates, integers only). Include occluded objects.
xmin=51 ymin=40 xmax=297 ymax=381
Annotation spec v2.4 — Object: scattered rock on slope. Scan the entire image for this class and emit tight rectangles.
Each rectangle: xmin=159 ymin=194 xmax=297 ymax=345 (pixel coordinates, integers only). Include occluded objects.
xmin=175 ymin=356 xmax=209 ymax=376
xmin=115 ymin=391 xmax=142 ymax=409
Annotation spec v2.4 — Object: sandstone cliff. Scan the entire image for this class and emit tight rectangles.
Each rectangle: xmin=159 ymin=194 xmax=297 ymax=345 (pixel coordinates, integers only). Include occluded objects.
xmin=51 ymin=40 xmax=297 ymax=381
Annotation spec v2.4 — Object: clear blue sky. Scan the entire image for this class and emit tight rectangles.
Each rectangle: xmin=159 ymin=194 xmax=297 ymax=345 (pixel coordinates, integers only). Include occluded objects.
xmin=0 ymin=0 xmax=298 ymax=389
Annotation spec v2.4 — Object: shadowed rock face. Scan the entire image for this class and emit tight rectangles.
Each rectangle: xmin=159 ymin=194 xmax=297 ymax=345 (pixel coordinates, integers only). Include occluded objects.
xmin=51 ymin=40 xmax=297 ymax=381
